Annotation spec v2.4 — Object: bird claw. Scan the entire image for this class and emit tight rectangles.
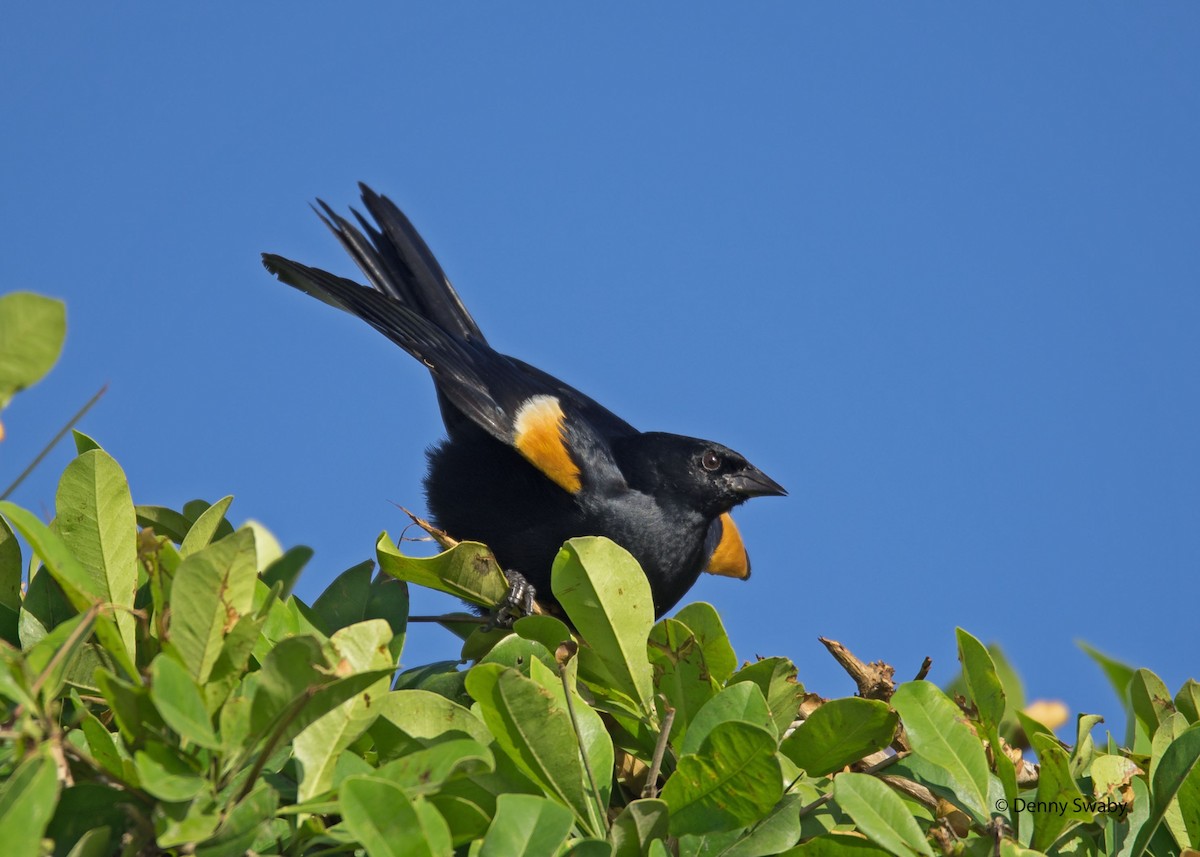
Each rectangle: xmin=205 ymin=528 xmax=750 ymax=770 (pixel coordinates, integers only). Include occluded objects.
xmin=485 ymin=570 xmax=536 ymax=629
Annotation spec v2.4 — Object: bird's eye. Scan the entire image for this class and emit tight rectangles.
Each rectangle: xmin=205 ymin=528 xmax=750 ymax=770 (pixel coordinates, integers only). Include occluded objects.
xmin=701 ymin=450 xmax=722 ymax=472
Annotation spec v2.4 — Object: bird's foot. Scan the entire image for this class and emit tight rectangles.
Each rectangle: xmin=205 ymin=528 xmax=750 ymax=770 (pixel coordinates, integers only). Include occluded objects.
xmin=485 ymin=569 xmax=536 ymax=629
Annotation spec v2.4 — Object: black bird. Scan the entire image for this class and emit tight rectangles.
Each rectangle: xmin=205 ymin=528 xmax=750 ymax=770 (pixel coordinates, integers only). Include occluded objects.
xmin=263 ymin=185 xmax=785 ymax=618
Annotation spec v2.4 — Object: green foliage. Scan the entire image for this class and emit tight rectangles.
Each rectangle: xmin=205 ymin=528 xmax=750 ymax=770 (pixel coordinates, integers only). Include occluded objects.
xmin=0 ymin=291 xmax=65 ymax=412
xmin=2 ymin=296 xmax=1198 ymax=855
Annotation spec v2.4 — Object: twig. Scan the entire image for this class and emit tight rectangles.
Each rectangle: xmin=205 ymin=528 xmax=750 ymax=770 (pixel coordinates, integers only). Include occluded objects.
xmin=29 ymin=603 xmax=101 ymax=701
xmin=818 ymin=637 xmax=896 ymax=701
xmin=556 ymin=642 xmax=607 ymax=835
xmin=797 ymin=750 xmax=911 ymax=818
xmin=1 ymin=384 xmax=107 ymax=500
xmin=408 ymin=614 xmax=491 ymax=624
xmin=641 ymin=704 xmax=676 ymax=799
xmin=395 ymin=505 xmax=459 ymax=550
xmin=913 ymin=657 xmax=933 ymax=681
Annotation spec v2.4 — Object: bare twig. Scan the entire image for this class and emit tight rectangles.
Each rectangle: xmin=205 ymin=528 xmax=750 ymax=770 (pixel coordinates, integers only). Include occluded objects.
xmin=818 ymin=637 xmax=896 ymax=701
xmin=556 ymin=642 xmax=607 ymax=834
xmin=641 ymin=704 xmax=676 ymax=800
xmin=797 ymin=750 xmax=910 ymax=818
xmin=395 ymin=506 xmax=459 ymax=550
xmin=913 ymin=656 xmax=933 ymax=681
xmin=408 ymin=614 xmax=491 ymax=624
xmin=1 ymin=384 xmax=108 ymax=500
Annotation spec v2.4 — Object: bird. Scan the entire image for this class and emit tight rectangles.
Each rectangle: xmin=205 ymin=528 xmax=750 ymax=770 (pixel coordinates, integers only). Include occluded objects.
xmin=262 ymin=184 xmax=785 ymax=619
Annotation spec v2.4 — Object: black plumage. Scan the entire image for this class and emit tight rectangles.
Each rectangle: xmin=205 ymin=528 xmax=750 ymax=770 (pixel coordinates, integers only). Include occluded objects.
xmin=263 ymin=185 xmax=785 ymax=617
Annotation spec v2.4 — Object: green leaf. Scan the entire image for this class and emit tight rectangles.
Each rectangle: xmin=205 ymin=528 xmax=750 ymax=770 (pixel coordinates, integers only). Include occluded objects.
xmin=23 ymin=610 xmax=95 ymax=701
xmin=955 ymin=628 xmax=1005 ymax=732
xmin=832 ymin=772 xmax=934 ymax=857
xmin=651 ymin=617 xmax=717 ymax=748
xmin=294 ymin=619 xmax=395 ymax=801
xmin=727 ymin=656 xmax=805 ymax=736
xmin=1069 ymin=713 xmax=1105 ymax=779
xmin=479 ymin=793 xmax=574 ymax=857
xmin=153 ymin=794 xmax=221 ymax=848
xmin=311 ymin=559 xmax=373 ymax=633
xmin=465 ymin=662 xmax=599 ymax=835
xmin=552 ymin=537 xmax=656 ymax=716
xmin=682 ymin=681 xmax=774 ymax=757
xmin=0 ymin=514 xmax=20 ymax=645
xmin=340 ymin=776 xmax=452 ymax=857
xmin=0 ymin=748 xmax=62 ymax=854
xmin=779 ymin=835 xmax=894 ymax=855
xmin=63 ymin=826 xmax=112 ymax=857
xmin=782 ymin=697 xmax=898 ymax=777
xmin=1091 ymin=753 xmax=1141 ymax=804
xmin=178 ymin=496 xmax=234 ymax=556
xmin=674 ymin=602 xmax=737 ymax=684
xmin=890 ymin=681 xmax=989 ymax=821
xmin=662 ymin=720 xmax=782 ymax=836
xmin=149 ymin=653 xmax=220 ymax=748
xmin=71 ymin=429 xmax=101 ymax=454
xmin=365 ymin=572 xmax=408 ymax=661
xmin=514 ymin=614 xmax=572 ymax=653
xmin=377 ymin=533 xmax=509 ymax=607
xmin=1129 ymin=668 xmax=1173 ymax=743
xmin=716 ymin=792 xmax=807 ymax=857
xmin=480 ymin=633 xmax=556 ymax=674
xmin=609 ymin=799 xmax=669 ymax=857
xmin=194 ymin=783 xmax=279 ymax=857
xmin=427 ymin=792 xmax=491 ymax=847
xmin=133 ymin=740 xmax=206 ymax=801
xmin=1131 ymin=722 xmax=1200 ymax=857
xmin=375 ymin=738 xmax=494 ymax=795
xmin=0 ymin=291 xmax=65 ymax=406
xmin=259 ymin=544 xmax=313 ymax=598
xmin=167 ymin=527 xmax=257 ymax=682
xmin=0 ymin=501 xmax=137 ymax=677
xmin=564 ymin=841 xmax=616 ymax=857
xmin=1175 ymin=680 xmax=1200 ymax=725
xmin=249 ymin=634 xmax=329 ymax=735
xmin=529 ymin=657 xmax=614 ymax=809
xmin=80 ymin=710 xmax=125 ymax=778
xmin=53 ymin=449 xmax=139 ymax=665
xmin=954 ymin=631 xmax=1019 ymax=815
xmin=96 ymin=665 xmax=163 ymax=743
xmin=45 ymin=783 xmax=130 ymax=857
xmin=1111 ymin=773 xmax=1149 ymax=857
xmin=374 ymin=688 xmax=491 ymax=744
xmin=1029 ymin=733 xmax=1092 ymax=851
xmin=135 ymin=505 xmax=194 ymax=544
xmin=17 ymin=562 xmax=73 ymax=649
xmin=181 ymin=499 xmax=235 ymax=541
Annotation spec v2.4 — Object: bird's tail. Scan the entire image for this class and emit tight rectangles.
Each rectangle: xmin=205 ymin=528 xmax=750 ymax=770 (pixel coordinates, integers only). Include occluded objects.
xmin=315 ymin=183 xmax=486 ymax=345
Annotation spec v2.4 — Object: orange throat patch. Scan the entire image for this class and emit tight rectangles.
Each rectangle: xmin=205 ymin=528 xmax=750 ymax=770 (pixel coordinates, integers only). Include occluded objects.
xmin=513 ymin=395 xmax=582 ymax=494
xmin=704 ymin=512 xmax=751 ymax=579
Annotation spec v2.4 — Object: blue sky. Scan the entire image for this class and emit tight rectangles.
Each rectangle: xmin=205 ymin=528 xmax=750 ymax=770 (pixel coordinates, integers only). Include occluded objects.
xmin=2 ymin=6 xmax=1198 ymax=730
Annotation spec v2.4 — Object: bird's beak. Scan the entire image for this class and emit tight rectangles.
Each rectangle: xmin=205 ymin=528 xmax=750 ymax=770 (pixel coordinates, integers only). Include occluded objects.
xmin=729 ymin=466 xmax=787 ymax=498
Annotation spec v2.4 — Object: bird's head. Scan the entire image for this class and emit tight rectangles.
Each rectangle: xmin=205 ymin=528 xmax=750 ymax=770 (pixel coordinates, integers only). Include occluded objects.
xmin=617 ymin=432 xmax=786 ymax=518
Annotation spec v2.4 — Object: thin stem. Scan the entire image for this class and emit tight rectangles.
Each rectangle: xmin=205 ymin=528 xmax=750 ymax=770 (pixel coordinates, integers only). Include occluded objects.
xmin=1 ymin=384 xmax=108 ymax=500
xmin=559 ymin=654 xmax=607 ymax=835
xmin=641 ymin=705 xmax=676 ymax=799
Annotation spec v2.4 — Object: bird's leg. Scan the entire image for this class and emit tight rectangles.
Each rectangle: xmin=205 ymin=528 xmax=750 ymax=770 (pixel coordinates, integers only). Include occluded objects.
xmin=486 ymin=569 xmax=537 ymax=628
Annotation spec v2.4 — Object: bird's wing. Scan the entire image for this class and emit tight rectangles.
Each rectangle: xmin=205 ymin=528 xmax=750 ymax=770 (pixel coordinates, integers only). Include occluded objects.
xmin=262 ymin=253 xmax=629 ymax=494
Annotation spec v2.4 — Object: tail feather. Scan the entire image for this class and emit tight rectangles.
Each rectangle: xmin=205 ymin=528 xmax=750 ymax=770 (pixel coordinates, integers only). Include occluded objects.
xmin=310 ymin=184 xmax=486 ymax=344
xmin=261 ymin=253 xmax=511 ymax=441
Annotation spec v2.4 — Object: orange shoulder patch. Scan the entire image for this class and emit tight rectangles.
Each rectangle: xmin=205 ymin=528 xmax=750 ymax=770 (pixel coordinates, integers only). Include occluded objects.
xmin=513 ymin=395 xmax=582 ymax=494
xmin=704 ymin=512 xmax=751 ymax=579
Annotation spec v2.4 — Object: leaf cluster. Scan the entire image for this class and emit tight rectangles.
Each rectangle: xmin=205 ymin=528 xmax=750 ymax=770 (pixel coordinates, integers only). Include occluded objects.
xmin=2 ymin=292 xmax=1199 ymax=856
